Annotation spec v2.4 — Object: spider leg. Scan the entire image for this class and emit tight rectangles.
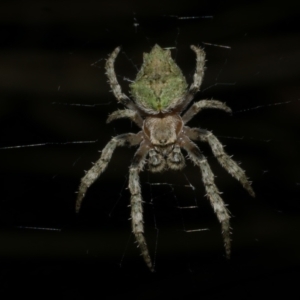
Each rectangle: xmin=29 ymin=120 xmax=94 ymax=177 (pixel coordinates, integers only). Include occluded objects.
xmin=189 ymin=45 xmax=206 ymax=95
xmin=182 ymin=100 xmax=232 ymax=124
xmin=180 ymin=136 xmax=231 ymax=258
xmin=105 ymin=47 xmax=140 ymax=112
xmin=175 ymin=45 xmax=206 ymax=112
xmin=106 ymin=109 xmax=143 ymax=128
xmin=185 ymin=127 xmax=255 ymax=197
xmin=76 ymin=132 xmax=143 ymax=213
xmin=128 ymin=142 xmax=154 ymax=271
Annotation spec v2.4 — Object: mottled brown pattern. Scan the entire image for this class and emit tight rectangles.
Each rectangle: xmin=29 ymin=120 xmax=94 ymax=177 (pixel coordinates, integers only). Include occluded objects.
xmin=76 ymin=45 xmax=254 ymax=271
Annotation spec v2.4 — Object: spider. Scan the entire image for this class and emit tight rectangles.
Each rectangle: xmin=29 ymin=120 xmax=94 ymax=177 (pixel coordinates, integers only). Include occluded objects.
xmin=75 ymin=44 xmax=255 ymax=272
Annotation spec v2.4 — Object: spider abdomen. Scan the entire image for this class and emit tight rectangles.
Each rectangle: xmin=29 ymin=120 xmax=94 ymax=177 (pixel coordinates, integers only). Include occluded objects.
xmin=130 ymin=45 xmax=188 ymax=113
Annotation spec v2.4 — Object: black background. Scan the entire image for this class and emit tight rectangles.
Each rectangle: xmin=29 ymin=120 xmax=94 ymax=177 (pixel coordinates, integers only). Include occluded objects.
xmin=1 ymin=0 xmax=300 ymax=298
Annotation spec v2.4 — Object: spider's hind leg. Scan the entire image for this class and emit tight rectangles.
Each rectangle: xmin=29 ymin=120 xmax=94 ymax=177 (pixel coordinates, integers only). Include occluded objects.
xmin=105 ymin=46 xmax=139 ymax=111
xmin=174 ymin=45 xmax=206 ymax=112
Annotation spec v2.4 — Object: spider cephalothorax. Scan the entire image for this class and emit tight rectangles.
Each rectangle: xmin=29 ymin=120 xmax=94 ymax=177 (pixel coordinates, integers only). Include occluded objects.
xmin=76 ymin=45 xmax=255 ymax=272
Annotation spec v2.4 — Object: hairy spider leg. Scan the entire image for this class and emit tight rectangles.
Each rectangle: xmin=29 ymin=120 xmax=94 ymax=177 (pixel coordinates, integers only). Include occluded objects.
xmin=106 ymin=109 xmax=143 ymax=128
xmin=182 ymin=100 xmax=232 ymax=124
xmin=175 ymin=45 xmax=206 ymax=112
xmin=185 ymin=127 xmax=255 ymax=197
xmin=105 ymin=47 xmax=142 ymax=113
xmin=128 ymin=142 xmax=154 ymax=271
xmin=180 ymin=136 xmax=231 ymax=258
xmin=76 ymin=132 xmax=142 ymax=213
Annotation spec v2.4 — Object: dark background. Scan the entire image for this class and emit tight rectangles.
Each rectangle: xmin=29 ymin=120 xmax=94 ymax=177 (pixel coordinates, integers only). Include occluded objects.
xmin=0 ymin=0 xmax=300 ymax=298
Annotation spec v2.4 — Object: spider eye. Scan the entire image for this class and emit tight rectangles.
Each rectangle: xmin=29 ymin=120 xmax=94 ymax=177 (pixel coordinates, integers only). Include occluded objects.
xmin=159 ymin=138 xmax=167 ymax=145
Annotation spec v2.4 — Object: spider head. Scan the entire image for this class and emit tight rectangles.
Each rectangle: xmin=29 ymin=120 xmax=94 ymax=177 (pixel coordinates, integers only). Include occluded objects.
xmin=143 ymin=114 xmax=183 ymax=146
xmin=143 ymin=114 xmax=185 ymax=172
xmin=148 ymin=144 xmax=185 ymax=172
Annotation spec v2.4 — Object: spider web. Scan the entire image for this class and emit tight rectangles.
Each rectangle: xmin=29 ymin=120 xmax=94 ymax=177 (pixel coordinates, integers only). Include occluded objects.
xmin=1 ymin=4 xmax=300 ymax=297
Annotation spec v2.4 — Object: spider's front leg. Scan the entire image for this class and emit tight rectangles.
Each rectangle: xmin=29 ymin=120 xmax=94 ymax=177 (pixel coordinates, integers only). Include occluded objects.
xmin=185 ymin=127 xmax=255 ymax=197
xmin=180 ymin=136 xmax=231 ymax=258
xmin=128 ymin=142 xmax=154 ymax=271
xmin=76 ymin=132 xmax=142 ymax=213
